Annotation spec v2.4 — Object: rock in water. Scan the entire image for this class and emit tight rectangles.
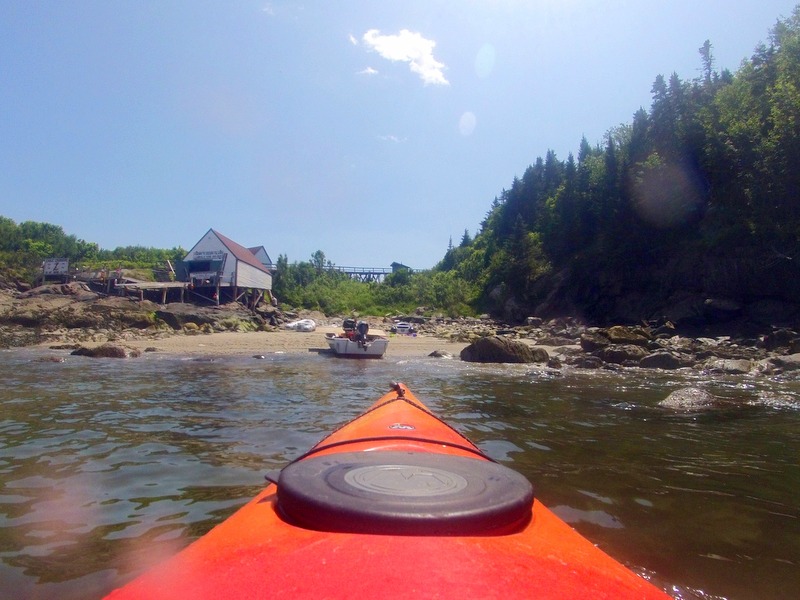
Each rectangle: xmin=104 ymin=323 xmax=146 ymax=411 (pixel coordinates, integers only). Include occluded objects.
xmin=460 ymin=336 xmax=549 ymax=364
xmin=658 ymin=387 xmax=717 ymax=411
xmin=71 ymin=344 xmax=141 ymax=358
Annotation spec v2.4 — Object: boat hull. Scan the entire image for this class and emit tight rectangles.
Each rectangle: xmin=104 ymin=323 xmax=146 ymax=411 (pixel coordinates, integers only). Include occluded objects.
xmin=325 ymin=334 xmax=388 ymax=358
xmin=105 ymin=384 xmax=670 ymax=599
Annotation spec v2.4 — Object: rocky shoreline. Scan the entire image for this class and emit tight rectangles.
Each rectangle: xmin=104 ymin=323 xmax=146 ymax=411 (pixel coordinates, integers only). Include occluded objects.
xmin=3 ymin=282 xmax=800 ymax=379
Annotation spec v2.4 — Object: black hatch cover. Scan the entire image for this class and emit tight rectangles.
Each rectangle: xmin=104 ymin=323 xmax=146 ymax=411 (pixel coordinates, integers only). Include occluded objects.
xmin=275 ymin=451 xmax=534 ymax=535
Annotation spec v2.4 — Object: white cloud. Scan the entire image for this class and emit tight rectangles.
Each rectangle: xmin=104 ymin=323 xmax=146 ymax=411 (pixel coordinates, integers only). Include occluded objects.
xmin=378 ymin=134 xmax=407 ymax=143
xmin=358 ymin=66 xmax=379 ymax=76
xmin=361 ymin=29 xmax=449 ymax=86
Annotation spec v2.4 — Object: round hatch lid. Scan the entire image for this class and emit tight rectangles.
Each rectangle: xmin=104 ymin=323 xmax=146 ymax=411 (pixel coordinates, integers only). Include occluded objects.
xmin=275 ymin=451 xmax=534 ymax=535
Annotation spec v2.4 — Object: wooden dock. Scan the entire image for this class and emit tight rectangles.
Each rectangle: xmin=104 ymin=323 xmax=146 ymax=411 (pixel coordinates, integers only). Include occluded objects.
xmin=114 ymin=281 xmax=188 ymax=303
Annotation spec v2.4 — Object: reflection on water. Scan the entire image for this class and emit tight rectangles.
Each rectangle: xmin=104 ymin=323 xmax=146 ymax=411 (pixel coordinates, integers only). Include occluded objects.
xmin=1 ymin=348 xmax=799 ymax=599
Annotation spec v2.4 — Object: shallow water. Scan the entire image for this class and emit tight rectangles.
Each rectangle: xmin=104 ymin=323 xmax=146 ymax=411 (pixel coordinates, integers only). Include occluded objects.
xmin=1 ymin=347 xmax=798 ymax=599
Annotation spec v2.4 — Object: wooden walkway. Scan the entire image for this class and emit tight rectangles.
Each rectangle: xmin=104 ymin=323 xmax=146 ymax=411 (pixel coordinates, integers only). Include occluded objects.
xmin=114 ymin=281 xmax=187 ymax=303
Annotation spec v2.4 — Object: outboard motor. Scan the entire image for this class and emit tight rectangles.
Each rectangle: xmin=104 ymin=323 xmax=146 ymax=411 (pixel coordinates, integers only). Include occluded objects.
xmin=355 ymin=321 xmax=370 ymax=345
xmin=342 ymin=318 xmax=357 ymax=339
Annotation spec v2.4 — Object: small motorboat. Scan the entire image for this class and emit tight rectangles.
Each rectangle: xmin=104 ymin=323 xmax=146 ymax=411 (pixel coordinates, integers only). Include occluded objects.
xmin=325 ymin=319 xmax=388 ymax=358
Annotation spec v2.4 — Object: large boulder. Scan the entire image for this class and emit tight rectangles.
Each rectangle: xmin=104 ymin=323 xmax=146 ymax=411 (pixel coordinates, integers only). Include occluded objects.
xmin=604 ymin=325 xmax=651 ymax=346
xmin=155 ymin=302 xmax=262 ymax=331
xmin=460 ymin=336 xmax=549 ymax=364
xmin=580 ymin=325 xmax=650 ymax=352
xmin=580 ymin=331 xmax=610 ymax=352
xmin=0 ymin=293 xmax=157 ymax=330
xmin=71 ymin=344 xmax=141 ymax=358
xmin=83 ymin=299 xmax=159 ymax=329
xmin=704 ymin=358 xmax=753 ymax=374
xmin=156 ymin=304 xmax=219 ymax=329
xmin=639 ymin=351 xmax=684 ymax=370
xmin=20 ymin=282 xmax=97 ymax=299
xmin=763 ymin=353 xmax=800 ymax=373
xmin=569 ymin=355 xmax=606 ymax=369
xmin=594 ymin=344 xmax=649 ymax=365
xmin=761 ymin=328 xmax=800 ymax=351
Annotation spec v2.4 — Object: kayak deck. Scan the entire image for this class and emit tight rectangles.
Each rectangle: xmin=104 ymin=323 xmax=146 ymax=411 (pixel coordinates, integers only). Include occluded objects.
xmin=105 ymin=383 xmax=671 ymax=599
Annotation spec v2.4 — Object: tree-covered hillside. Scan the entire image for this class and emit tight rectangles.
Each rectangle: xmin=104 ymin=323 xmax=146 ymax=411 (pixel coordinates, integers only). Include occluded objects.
xmin=0 ymin=216 xmax=185 ymax=282
xmin=438 ymin=7 xmax=800 ymax=324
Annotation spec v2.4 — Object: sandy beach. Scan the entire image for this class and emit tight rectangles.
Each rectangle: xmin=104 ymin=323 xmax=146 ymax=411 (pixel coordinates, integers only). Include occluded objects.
xmin=121 ymin=325 xmax=469 ymax=358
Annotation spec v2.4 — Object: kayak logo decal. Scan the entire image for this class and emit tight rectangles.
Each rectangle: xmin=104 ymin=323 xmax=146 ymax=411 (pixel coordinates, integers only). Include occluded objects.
xmin=344 ymin=464 xmax=468 ymax=497
xmin=388 ymin=423 xmax=415 ymax=430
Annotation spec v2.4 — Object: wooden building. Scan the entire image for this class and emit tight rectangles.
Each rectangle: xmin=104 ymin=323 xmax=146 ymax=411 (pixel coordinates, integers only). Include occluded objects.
xmin=390 ymin=262 xmax=412 ymax=273
xmin=177 ymin=229 xmax=273 ymax=306
xmin=248 ymin=245 xmax=274 ymax=270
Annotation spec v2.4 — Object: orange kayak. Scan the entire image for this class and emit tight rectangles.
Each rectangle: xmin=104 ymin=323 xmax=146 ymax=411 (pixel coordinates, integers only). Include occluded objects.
xmin=105 ymin=383 xmax=671 ymax=599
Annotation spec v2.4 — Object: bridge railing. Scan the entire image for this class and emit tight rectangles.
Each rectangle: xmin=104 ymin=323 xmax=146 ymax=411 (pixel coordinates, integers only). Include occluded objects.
xmin=327 ymin=266 xmax=394 ymax=275
xmin=264 ymin=264 xmax=423 ymax=282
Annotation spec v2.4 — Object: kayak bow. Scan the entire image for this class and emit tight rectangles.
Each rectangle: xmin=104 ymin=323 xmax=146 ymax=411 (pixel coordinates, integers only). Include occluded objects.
xmin=105 ymin=383 xmax=671 ymax=599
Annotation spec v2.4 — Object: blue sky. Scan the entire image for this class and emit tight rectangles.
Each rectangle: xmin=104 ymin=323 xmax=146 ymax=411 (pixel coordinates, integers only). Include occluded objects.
xmin=1 ymin=1 xmax=797 ymax=269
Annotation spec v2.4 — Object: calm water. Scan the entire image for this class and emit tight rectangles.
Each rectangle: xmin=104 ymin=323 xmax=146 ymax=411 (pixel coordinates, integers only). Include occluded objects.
xmin=1 ymin=347 xmax=799 ymax=599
